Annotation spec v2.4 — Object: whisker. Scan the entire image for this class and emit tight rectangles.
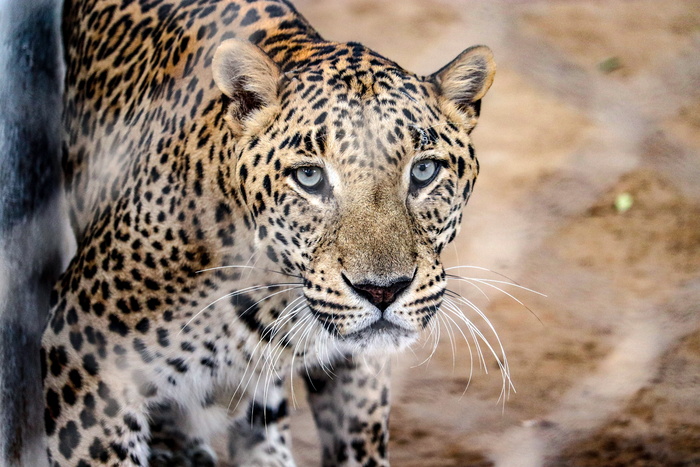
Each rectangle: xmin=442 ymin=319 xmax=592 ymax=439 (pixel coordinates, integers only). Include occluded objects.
xmin=324 ymin=324 xmax=342 ymax=378
xmin=269 ymin=303 xmax=310 ymax=370
xmin=445 ymin=265 xmax=524 ymax=285
xmin=288 ymin=313 xmax=314 ymax=408
xmin=448 ymin=275 xmax=546 ymax=297
xmin=236 ymin=286 xmax=304 ymax=323
xmin=264 ymin=296 xmax=307 ymax=341
xmin=314 ymin=316 xmax=336 ymax=379
xmin=231 ymin=329 xmax=275 ymax=409
xmin=301 ymin=322 xmax=316 ymax=390
xmin=444 ymin=291 xmax=506 ymax=366
xmin=443 ymin=291 xmax=516 ymax=402
xmin=300 ymin=312 xmax=333 ymax=403
xmin=419 ymin=319 xmax=433 ymax=350
xmin=412 ymin=311 xmax=440 ymax=368
xmin=229 ymin=346 xmax=265 ymax=414
xmin=446 ymin=275 xmax=491 ymax=301
xmin=243 ymin=252 xmax=262 ymax=284
xmin=442 ymin=303 xmax=510 ymax=403
xmin=436 ymin=310 xmax=457 ymax=372
xmin=299 ymin=314 xmax=317 ymax=372
xmin=451 ymin=278 xmax=543 ymax=325
xmin=258 ymin=300 xmax=309 ymax=386
xmin=249 ymin=361 xmax=269 ymax=429
xmin=267 ymin=314 xmax=299 ymax=376
xmin=178 ymin=282 xmax=300 ymax=336
xmin=438 ymin=302 xmax=476 ymax=393
xmin=235 ymin=334 xmax=286 ymax=418
xmin=442 ymin=298 xmax=487 ymax=372
xmin=228 ymin=299 xmax=303 ymax=415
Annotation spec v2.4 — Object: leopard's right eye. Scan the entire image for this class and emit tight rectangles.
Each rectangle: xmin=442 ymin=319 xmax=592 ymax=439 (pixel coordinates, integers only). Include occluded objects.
xmin=293 ymin=166 xmax=325 ymax=193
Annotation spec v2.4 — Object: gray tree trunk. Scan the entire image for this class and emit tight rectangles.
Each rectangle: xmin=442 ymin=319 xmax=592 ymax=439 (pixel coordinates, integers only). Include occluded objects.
xmin=0 ymin=0 xmax=69 ymax=465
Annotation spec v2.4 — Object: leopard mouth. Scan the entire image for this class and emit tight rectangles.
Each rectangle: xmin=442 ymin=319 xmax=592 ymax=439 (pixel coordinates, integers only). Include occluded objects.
xmin=366 ymin=318 xmax=397 ymax=332
xmin=342 ymin=317 xmax=416 ymax=345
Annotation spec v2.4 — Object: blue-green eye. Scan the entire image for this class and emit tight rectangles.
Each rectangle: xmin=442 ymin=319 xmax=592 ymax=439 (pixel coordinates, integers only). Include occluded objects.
xmin=294 ymin=166 xmax=324 ymax=191
xmin=410 ymin=160 xmax=440 ymax=188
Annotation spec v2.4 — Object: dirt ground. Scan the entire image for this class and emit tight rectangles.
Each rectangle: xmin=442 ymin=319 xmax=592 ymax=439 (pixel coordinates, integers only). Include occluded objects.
xmin=284 ymin=1 xmax=700 ymax=465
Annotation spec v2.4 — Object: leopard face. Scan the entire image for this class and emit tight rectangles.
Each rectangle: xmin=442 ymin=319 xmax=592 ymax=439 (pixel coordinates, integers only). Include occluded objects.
xmin=214 ymin=39 xmax=494 ymax=352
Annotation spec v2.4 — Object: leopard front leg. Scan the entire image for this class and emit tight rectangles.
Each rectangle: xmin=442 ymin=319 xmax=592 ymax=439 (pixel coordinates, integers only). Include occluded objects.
xmin=227 ymin=377 xmax=295 ymax=467
xmin=43 ymin=367 xmax=151 ymax=467
xmin=43 ymin=340 xmax=219 ymax=467
xmin=304 ymin=354 xmax=391 ymax=467
xmin=148 ymin=401 xmax=219 ymax=467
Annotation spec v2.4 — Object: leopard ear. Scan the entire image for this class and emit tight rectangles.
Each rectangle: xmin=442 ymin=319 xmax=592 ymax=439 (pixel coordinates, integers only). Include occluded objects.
xmin=432 ymin=45 xmax=495 ymax=117
xmin=213 ymin=39 xmax=281 ymax=133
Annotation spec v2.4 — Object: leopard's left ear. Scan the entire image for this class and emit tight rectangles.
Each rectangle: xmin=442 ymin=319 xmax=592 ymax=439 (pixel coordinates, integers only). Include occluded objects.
xmin=213 ymin=39 xmax=281 ymax=134
xmin=431 ymin=45 xmax=495 ymax=116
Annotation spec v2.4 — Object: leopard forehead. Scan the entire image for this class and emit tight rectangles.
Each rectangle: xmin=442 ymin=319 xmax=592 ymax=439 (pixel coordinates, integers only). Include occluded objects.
xmin=282 ymin=69 xmax=437 ymax=150
xmin=237 ymin=56 xmax=470 ymax=184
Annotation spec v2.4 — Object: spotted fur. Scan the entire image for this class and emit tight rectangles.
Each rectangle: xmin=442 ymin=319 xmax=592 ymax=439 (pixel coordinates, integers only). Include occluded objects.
xmin=43 ymin=0 xmax=495 ymax=465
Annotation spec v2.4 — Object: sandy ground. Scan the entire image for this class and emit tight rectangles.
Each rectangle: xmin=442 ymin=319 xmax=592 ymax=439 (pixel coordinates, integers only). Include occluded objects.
xmin=282 ymin=1 xmax=700 ymax=465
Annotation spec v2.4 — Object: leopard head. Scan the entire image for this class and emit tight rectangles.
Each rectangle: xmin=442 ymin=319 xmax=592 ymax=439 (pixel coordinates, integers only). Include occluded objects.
xmin=213 ymin=39 xmax=495 ymax=352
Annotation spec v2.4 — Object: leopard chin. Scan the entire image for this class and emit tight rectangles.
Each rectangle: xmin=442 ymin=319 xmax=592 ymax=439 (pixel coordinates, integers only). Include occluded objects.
xmin=339 ymin=317 xmax=420 ymax=352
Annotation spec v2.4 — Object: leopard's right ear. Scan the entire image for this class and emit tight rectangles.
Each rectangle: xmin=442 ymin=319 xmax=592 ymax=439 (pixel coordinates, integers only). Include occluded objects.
xmin=213 ymin=39 xmax=281 ymax=134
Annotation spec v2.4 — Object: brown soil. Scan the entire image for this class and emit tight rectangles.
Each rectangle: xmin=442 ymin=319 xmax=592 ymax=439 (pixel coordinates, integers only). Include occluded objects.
xmin=280 ymin=1 xmax=700 ymax=465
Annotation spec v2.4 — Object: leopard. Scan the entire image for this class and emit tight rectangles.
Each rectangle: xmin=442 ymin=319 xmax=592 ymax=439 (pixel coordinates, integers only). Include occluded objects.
xmin=42 ymin=0 xmax=496 ymax=466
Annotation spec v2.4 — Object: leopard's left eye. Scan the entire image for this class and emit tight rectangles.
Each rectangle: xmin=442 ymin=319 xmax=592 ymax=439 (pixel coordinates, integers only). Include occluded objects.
xmin=410 ymin=159 xmax=440 ymax=188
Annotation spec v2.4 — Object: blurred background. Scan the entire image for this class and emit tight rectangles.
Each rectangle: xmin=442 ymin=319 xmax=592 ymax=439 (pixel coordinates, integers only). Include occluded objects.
xmin=288 ymin=1 xmax=700 ymax=465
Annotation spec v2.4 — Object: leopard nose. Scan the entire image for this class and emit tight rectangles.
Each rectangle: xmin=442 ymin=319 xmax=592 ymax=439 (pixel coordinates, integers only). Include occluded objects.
xmin=343 ymin=275 xmax=412 ymax=312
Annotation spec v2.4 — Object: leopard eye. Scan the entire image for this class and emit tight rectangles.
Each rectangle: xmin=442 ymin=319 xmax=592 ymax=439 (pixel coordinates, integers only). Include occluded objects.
xmin=294 ymin=166 xmax=325 ymax=191
xmin=410 ymin=159 xmax=440 ymax=188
